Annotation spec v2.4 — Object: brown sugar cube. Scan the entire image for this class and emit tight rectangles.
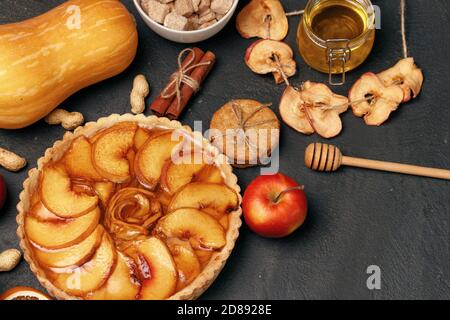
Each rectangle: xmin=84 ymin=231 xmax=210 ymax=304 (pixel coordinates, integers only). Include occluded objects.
xmin=191 ymin=0 xmax=201 ymax=12
xmin=185 ymin=21 xmax=195 ymax=30
xmin=198 ymin=10 xmax=216 ymax=24
xmin=211 ymin=0 xmax=233 ymax=15
xmin=199 ymin=8 xmax=212 ymax=17
xmin=198 ymin=0 xmax=210 ymax=13
xmin=216 ymin=13 xmax=224 ymax=20
xmin=164 ymin=11 xmax=189 ymax=30
xmin=187 ymin=14 xmax=200 ymax=29
xmin=174 ymin=0 xmax=194 ymax=17
xmin=142 ymin=0 xmax=170 ymax=24
xmin=199 ymin=19 xmax=217 ymax=29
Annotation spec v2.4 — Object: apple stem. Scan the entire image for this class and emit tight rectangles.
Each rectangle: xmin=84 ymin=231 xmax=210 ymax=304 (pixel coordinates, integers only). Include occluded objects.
xmin=274 ymin=185 xmax=304 ymax=203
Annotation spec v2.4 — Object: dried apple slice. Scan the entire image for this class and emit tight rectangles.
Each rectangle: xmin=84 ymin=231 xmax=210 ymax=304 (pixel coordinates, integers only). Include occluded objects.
xmin=236 ymin=0 xmax=288 ymax=41
xmin=156 ymin=208 xmax=226 ymax=250
xmin=245 ymin=39 xmax=296 ymax=84
xmin=64 ymin=136 xmax=103 ymax=181
xmin=50 ymin=233 xmax=116 ymax=297
xmin=86 ymin=252 xmax=140 ymax=300
xmin=40 ymin=164 xmax=98 ymax=218
xmin=166 ymin=238 xmax=201 ymax=291
xmin=279 ymin=86 xmax=314 ymax=135
xmin=136 ymin=237 xmax=177 ymax=300
xmin=280 ymin=83 xmax=349 ymax=138
xmin=168 ymin=182 xmax=239 ymax=215
xmin=33 ymin=226 xmax=104 ymax=269
xmin=25 ymin=204 xmax=100 ymax=250
xmin=349 ymin=72 xmax=404 ymax=126
xmin=378 ymin=58 xmax=424 ymax=102
xmin=135 ymin=131 xmax=184 ymax=189
xmin=92 ymin=122 xmax=137 ymax=183
xmin=160 ymin=155 xmax=206 ymax=194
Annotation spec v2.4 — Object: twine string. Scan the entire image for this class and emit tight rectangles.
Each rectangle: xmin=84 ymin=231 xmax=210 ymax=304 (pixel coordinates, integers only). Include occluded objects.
xmin=303 ymin=94 xmax=401 ymax=112
xmin=273 ymin=54 xmax=291 ymax=86
xmin=232 ymin=102 xmax=275 ymax=130
xmin=264 ymin=15 xmax=272 ymax=39
xmin=400 ymin=0 xmax=408 ymax=58
xmin=215 ymin=102 xmax=276 ymax=150
xmin=286 ymin=9 xmax=304 ymax=16
xmin=161 ymin=48 xmax=212 ymax=111
xmin=300 ymin=104 xmax=318 ymax=133
xmin=297 ymin=92 xmax=399 ymax=133
xmin=296 ymin=74 xmax=403 ymax=113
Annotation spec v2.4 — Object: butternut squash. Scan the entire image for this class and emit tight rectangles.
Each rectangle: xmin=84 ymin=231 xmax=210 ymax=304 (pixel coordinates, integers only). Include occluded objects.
xmin=0 ymin=0 xmax=138 ymax=129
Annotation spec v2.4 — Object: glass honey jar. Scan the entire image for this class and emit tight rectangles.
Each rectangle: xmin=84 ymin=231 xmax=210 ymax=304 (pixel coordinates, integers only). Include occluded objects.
xmin=297 ymin=0 xmax=376 ymax=85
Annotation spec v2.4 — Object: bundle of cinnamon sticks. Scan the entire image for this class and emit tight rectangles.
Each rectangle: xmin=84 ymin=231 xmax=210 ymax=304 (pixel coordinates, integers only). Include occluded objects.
xmin=150 ymin=47 xmax=216 ymax=119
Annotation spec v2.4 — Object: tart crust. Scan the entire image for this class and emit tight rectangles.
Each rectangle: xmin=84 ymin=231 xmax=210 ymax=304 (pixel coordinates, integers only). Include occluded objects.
xmin=16 ymin=114 xmax=242 ymax=300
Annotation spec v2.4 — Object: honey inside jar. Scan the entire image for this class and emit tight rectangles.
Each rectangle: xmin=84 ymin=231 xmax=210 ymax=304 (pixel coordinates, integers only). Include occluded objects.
xmin=297 ymin=0 xmax=375 ymax=83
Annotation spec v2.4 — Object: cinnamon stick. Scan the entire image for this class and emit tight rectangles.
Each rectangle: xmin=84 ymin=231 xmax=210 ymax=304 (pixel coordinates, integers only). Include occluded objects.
xmin=150 ymin=47 xmax=205 ymax=116
xmin=166 ymin=51 xmax=216 ymax=119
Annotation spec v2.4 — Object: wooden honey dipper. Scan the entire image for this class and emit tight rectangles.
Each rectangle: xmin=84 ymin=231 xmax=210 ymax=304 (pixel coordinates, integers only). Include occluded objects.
xmin=305 ymin=143 xmax=450 ymax=180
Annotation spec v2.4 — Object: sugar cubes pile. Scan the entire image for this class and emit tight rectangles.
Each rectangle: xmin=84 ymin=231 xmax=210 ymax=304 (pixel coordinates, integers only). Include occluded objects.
xmin=141 ymin=0 xmax=233 ymax=31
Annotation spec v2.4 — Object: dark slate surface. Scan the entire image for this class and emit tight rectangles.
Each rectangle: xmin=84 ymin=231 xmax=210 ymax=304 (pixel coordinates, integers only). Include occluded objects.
xmin=0 ymin=0 xmax=449 ymax=300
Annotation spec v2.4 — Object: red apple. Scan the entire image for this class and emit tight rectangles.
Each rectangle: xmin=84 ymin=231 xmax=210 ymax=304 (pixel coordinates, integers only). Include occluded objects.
xmin=242 ymin=173 xmax=307 ymax=238
xmin=0 ymin=174 xmax=6 ymax=211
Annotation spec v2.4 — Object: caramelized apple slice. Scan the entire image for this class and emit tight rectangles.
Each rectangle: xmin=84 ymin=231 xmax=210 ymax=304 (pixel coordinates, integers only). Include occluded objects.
xmin=40 ymin=164 xmax=98 ymax=218
xmin=50 ymin=233 xmax=116 ymax=297
xmin=94 ymin=181 xmax=115 ymax=207
xmin=166 ymin=239 xmax=201 ymax=291
xmin=135 ymin=127 xmax=171 ymax=150
xmin=194 ymin=165 xmax=224 ymax=184
xmin=156 ymin=208 xmax=226 ymax=250
xmin=135 ymin=132 xmax=184 ymax=189
xmin=89 ymin=122 xmax=136 ymax=144
xmin=25 ymin=204 xmax=100 ymax=250
xmin=168 ymin=182 xmax=239 ymax=215
xmin=160 ymin=157 xmax=206 ymax=194
xmin=134 ymin=127 xmax=152 ymax=150
xmin=194 ymin=249 xmax=213 ymax=268
xmin=86 ymin=252 xmax=140 ymax=300
xmin=219 ymin=215 xmax=229 ymax=229
xmin=92 ymin=122 xmax=137 ymax=183
xmin=136 ymin=237 xmax=177 ymax=300
xmin=64 ymin=136 xmax=103 ymax=181
xmin=34 ymin=226 xmax=104 ymax=268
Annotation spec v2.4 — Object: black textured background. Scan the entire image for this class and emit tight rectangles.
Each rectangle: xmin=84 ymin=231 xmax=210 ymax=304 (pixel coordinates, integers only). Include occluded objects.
xmin=0 ymin=0 xmax=449 ymax=300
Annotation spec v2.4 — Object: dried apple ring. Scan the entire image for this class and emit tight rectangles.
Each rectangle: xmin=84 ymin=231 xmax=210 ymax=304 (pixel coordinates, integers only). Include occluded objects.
xmin=349 ymin=72 xmax=404 ymax=126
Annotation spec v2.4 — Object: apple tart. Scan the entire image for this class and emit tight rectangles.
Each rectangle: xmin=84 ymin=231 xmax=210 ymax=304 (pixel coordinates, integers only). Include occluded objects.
xmin=16 ymin=114 xmax=242 ymax=300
